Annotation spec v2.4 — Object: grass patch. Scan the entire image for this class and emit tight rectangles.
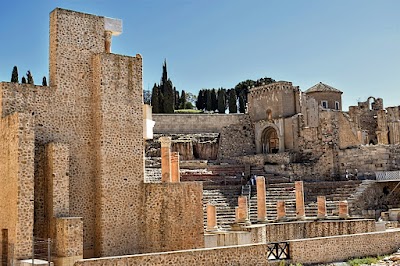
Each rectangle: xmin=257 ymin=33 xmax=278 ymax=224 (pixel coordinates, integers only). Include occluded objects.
xmin=174 ymin=109 xmax=203 ymax=114
xmin=347 ymin=255 xmax=385 ymax=266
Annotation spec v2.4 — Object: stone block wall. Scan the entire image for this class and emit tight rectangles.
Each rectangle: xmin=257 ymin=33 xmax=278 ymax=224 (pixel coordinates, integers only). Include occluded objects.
xmin=217 ymin=114 xmax=255 ymax=160
xmin=74 ymin=244 xmax=269 ymax=266
xmin=0 ymin=113 xmax=35 ymax=259
xmin=92 ymin=52 xmax=144 ymax=257
xmin=289 ymin=229 xmax=400 ymax=264
xmin=141 ymin=183 xmax=204 ymax=253
xmin=153 ymin=114 xmax=244 ymax=134
xmin=266 ymin=220 xmax=375 ymax=242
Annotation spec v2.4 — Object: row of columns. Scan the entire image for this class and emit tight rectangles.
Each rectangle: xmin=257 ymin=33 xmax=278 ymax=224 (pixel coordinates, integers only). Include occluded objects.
xmin=160 ymin=137 xmax=180 ymax=183
xmin=206 ymin=178 xmax=350 ymax=230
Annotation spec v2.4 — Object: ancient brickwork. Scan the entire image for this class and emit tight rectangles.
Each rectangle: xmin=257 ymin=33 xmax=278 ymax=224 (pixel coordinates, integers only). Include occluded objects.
xmin=92 ymin=52 xmax=144 ymax=256
xmin=266 ymin=219 xmax=375 ymax=242
xmin=0 ymin=113 xmax=35 ymax=258
xmin=305 ymin=91 xmax=342 ymax=111
xmin=153 ymin=114 xmax=244 ymax=134
xmin=74 ymin=244 xmax=269 ymax=266
xmin=248 ymin=81 xmax=300 ymax=122
xmin=141 ymin=183 xmax=204 ymax=253
xmin=289 ymin=229 xmax=400 ymax=264
xmin=217 ymin=114 xmax=255 ymax=160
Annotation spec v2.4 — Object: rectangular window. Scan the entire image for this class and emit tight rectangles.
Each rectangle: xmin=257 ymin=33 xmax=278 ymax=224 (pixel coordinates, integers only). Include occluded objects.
xmin=321 ymin=100 xmax=328 ymax=109
xmin=335 ymin=101 xmax=340 ymax=110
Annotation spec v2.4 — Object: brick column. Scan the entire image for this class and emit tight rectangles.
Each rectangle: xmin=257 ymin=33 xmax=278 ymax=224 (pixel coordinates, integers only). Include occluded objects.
xmin=339 ymin=200 xmax=349 ymax=219
xmin=206 ymin=204 xmax=218 ymax=231
xmin=171 ymin=152 xmax=180 ymax=183
xmin=295 ymin=181 xmax=305 ymax=219
xmin=256 ymin=176 xmax=267 ymax=222
xmin=277 ymin=200 xmax=286 ymax=220
xmin=317 ymin=196 xmax=327 ymax=219
xmin=237 ymin=196 xmax=249 ymax=223
xmin=160 ymin=137 xmax=172 ymax=183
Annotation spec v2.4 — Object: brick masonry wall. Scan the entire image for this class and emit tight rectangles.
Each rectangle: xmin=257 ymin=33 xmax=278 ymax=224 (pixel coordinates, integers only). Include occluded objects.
xmin=153 ymin=114 xmax=244 ymax=134
xmin=289 ymin=229 xmax=400 ymax=264
xmin=74 ymin=244 xmax=269 ymax=266
xmin=266 ymin=220 xmax=375 ymax=242
xmin=141 ymin=183 xmax=205 ymax=253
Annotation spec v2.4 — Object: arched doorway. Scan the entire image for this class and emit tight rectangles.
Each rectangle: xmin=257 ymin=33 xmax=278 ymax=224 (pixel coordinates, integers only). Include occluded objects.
xmin=261 ymin=127 xmax=279 ymax=154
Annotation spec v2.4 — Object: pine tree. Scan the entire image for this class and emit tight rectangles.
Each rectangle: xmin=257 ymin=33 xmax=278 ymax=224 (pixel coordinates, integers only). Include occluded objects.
xmin=21 ymin=76 xmax=27 ymax=84
xmin=11 ymin=66 xmax=19 ymax=83
xmin=26 ymin=70 xmax=34 ymax=84
xmin=151 ymin=83 xmax=161 ymax=113
xmin=217 ymin=88 xmax=226 ymax=114
xmin=42 ymin=76 xmax=48 ymax=86
xmin=228 ymin=89 xmax=237 ymax=114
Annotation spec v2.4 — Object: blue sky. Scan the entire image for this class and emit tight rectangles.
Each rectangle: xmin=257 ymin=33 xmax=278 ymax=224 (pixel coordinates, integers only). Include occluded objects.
xmin=0 ymin=0 xmax=399 ymax=109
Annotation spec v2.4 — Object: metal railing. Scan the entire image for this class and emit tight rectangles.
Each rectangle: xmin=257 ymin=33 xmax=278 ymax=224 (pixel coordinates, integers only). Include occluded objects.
xmin=267 ymin=242 xmax=290 ymax=260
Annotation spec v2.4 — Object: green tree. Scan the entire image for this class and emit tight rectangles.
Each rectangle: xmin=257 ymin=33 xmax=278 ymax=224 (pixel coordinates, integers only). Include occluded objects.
xmin=196 ymin=89 xmax=205 ymax=110
xmin=184 ymin=101 xmax=194 ymax=109
xmin=159 ymin=60 xmax=174 ymax=113
xmin=151 ymin=83 xmax=161 ymax=113
xmin=42 ymin=76 xmax=48 ymax=86
xmin=228 ymin=89 xmax=237 ymax=114
xmin=11 ymin=66 xmax=18 ymax=83
xmin=26 ymin=70 xmax=34 ymax=84
xmin=21 ymin=76 xmax=27 ymax=84
xmin=238 ymin=93 xmax=245 ymax=113
xmin=174 ymin=87 xmax=180 ymax=110
xmin=179 ymin=90 xmax=187 ymax=109
xmin=205 ymin=89 xmax=212 ymax=111
xmin=211 ymin=89 xmax=217 ymax=111
xmin=217 ymin=88 xmax=226 ymax=114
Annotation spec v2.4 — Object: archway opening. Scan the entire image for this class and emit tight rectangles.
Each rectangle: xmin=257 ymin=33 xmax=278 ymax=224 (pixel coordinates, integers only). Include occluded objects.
xmin=261 ymin=127 xmax=279 ymax=154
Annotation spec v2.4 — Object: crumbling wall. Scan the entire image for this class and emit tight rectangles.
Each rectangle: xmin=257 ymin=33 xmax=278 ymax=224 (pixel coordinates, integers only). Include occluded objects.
xmin=217 ymin=115 xmax=255 ymax=161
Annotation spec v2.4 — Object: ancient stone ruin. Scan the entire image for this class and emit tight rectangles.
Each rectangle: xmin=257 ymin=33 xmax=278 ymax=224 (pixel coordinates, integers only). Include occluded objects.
xmin=2 ymin=7 xmax=400 ymax=266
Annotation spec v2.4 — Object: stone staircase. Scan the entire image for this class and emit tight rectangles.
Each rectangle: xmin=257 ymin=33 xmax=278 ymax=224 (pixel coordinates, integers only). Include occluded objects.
xmin=249 ymin=183 xmax=296 ymax=222
xmin=202 ymin=183 xmax=242 ymax=229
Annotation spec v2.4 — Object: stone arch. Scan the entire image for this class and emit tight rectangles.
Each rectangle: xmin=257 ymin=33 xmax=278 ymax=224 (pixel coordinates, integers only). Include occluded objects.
xmin=261 ymin=126 xmax=279 ymax=154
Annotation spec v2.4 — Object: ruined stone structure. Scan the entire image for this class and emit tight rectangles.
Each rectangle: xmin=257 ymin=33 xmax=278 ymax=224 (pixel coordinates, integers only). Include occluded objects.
xmin=152 ymin=80 xmax=400 ymax=181
xmin=0 ymin=8 xmax=203 ymax=265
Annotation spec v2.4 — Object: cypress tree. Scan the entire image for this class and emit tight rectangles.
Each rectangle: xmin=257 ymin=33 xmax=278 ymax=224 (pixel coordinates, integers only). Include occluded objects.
xmin=211 ymin=89 xmax=218 ymax=111
xmin=163 ymin=79 xmax=174 ymax=113
xmin=179 ymin=90 xmax=187 ymax=109
xmin=217 ymin=88 xmax=226 ymax=114
xmin=238 ymin=93 xmax=246 ymax=113
xmin=196 ymin=89 xmax=204 ymax=110
xmin=151 ymin=83 xmax=161 ymax=113
xmin=205 ymin=89 xmax=212 ymax=111
xmin=26 ymin=70 xmax=34 ymax=84
xmin=11 ymin=66 xmax=19 ymax=83
xmin=174 ymin=88 xmax=180 ymax=110
xmin=228 ymin=89 xmax=237 ymax=114
xmin=42 ymin=76 xmax=48 ymax=86
xmin=21 ymin=76 xmax=27 ymax=84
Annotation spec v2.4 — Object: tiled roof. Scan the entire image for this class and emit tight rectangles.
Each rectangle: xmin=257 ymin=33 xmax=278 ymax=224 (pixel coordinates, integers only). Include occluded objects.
xmin=305 ymin=82 xmax=342 ymax=93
